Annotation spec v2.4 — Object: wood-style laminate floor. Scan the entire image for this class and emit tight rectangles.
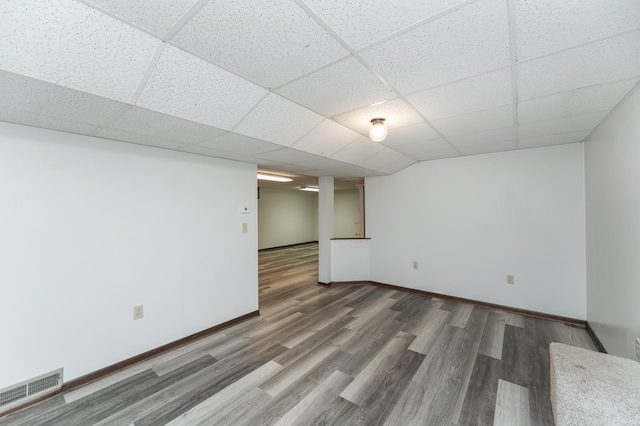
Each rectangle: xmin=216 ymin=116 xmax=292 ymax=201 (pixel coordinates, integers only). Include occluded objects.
xmin=1 ymin=242 xmax=597 ymax=425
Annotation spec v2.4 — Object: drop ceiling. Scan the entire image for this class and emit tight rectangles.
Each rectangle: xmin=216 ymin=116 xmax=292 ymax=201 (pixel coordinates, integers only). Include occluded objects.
xmin=1 ymin=0 xmax=639 ymax=181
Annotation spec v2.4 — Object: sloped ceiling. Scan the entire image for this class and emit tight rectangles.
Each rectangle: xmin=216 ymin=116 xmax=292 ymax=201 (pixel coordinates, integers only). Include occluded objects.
xmin=1 ymin=0 xmax=639 ymax=182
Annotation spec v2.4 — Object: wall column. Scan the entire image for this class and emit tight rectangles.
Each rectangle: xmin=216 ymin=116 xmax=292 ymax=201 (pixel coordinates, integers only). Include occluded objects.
xmin=318 ymin=176 xmax=334 ymax=284
xmin=356 ymin=183 xmax=365 ymax=237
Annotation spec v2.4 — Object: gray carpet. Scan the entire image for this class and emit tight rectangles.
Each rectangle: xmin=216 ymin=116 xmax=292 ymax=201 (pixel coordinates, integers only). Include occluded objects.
xmin=550 ymin=342 xmax=640 ymax=426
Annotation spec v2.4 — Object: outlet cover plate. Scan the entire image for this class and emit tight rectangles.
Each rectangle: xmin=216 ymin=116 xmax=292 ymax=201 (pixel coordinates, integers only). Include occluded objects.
xmin=133 ymin=305 xmax=144 ymax=320
xmin=507 ymin=275 xmax=515 ymax=285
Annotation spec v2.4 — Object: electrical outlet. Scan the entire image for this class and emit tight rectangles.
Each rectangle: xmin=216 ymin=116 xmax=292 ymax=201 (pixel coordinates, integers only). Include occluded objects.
xmin=413 ymin=261 xmax=418 ymax=269
xmin=133 ymin=305 xmax=143 ymax=320
xmin=506 ymin=275 xmax=515 ymax=285
xmin=636 ymin=338 xmax=640 ymax=360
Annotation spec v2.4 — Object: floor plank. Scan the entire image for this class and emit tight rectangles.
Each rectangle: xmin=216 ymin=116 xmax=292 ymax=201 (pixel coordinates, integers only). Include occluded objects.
xmin=0 ymin=242 xmax=601 ymax=426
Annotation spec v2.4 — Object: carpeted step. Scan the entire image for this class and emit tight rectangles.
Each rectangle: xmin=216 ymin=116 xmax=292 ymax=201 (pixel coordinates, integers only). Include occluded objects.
xmin=550 ymin=342 xmax=640 ymax=426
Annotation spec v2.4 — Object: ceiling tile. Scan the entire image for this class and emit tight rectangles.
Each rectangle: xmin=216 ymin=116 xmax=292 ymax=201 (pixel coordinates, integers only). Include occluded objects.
xmin=296 ymin=158 xmax=349 ymax=170
xmin=275 ymin=57 xmax=394 ymax=116
xmin=378 ymin=156 xmax=417 ymax=174
xmin=263 ymin=163 xmax=316 ymax=174
xmin=519 ymin=131 xmax=591 ymax=149
xmin=256 ymin=148 xmax=324 ymax=164
xmin=391 ymin=138 xmax=453 ymax=156
xmin=518 ymin=31 xmax=640 ymax=101
xmin=170 ymin=0 xmax=348 ymax=88
xmin=447 ymin=126 xmax=514 ymax=147
xmin=198 ymin=133 xmax=283 ymax=156
xmin=358 ymin=147 xmax=404 ymax=170
xmin=381 ymin=122 xmax=441 ymax=147
xmin=320 ymin=165 xmax=384 ymax=178
xmin=517 ymin=111 xmax=608 ymax=139
xmin=332 ymin=98 xmax=424 ymax=134
xmin=516 ymin=0 xmax=640 ymax=61
xmin=407 ymin=68 xmax=512 ymax=120
xmin=136 ymin=45 xmax=266 ymax=130
xmin=95 ymin=127 xmax=188 ymax=149
xmin=518 ymin=79 xmax=639 ymax=124
xmin=176 ymin=144 xmax=244 ymax=159
xmin=236 ymin=156 xmax=285 ymax=168
xmin=330 ymin=136 xmax=385 ymax=164
xmin=458 ymin=140 xmax=516 ymax=156
xmin=430 ymin=105 xmax=514 ymax=137
xmin=85 ymin=0 xmax=199 ymax=37
xmin=413 ymin=148 xmax=460 ymax=161
xmin=291 ymin=120 xmax=360 ymax=157
xmin=0 ymin=70 xmax=127 ymax=128
xmin=360 ymin=0 xmax=510 ymax=94
xmin=0 ymin=0 xmax=159 ymax=103
xmin=0 ymin=113 xmax=99 ymax=136
xmin=302 ymin=0 xmax=467 ymax=49
xmin=233 ymin=93 xmax=324 ymax=147
xmin=105 ymin=106 xmax=225 ymax=145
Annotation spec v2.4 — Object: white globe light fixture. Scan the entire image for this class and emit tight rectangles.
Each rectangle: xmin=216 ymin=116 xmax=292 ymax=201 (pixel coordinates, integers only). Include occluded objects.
xmin=369 ymin=118 xmax=388 ymax=142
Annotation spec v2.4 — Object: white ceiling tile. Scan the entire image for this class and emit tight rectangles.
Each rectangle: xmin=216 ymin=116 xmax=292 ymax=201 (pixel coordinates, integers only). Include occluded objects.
xmin=518 ymin=79 xmax=639 ymax=124
xmin=518 ymin=111 xmax=608 ymax=139
xmin=198 ymin=133 xmax=283 ymax=156
xmin=413 ymin=148 xmax=461 ymax=161
xmin=458 ymin=140 xmax=516 ymax=156
xmin=86 ymin=0 xmax=199 ymax=37
xmin=518 ymin=31 xmax=640 ymax=100
xmin=447 ymin=126 xmax=514 ymax=147
xmin=275 ymin=57 xmax=394 ymax=116
xmin=321 ymin=165 xmax=383 ymax=178
xmin=136 ymin=45 xmax=266 ymax=130
xmin=296 ymin=158 xmax=349 ymax=170
xmin=519 ymin=131 xmax=591 ymax=149
xmin=516 ymin=0 xmax=640 ymax=61
xmin=378 ymin=156 xmax=417 ymax=174
xmin=263 ymin=163 xmax=316 ymax=173
xmin=234 ymin=93 xmax=324 ymax=147
xmin=407 ymin=68 xmax=512 ymax=120
xmin=291 ymin=120 xmax=361 ymax=157
xmin=431 ymin=105 xmax=514 ymax=137
xmin=330 ymin=136 xmax=385 ymax=164
xmin=0 ymin=0 xmax=159 ymax=103
xmin=358 ymin=147 xmax=404 ymax=170
xmin=256 ymin=148 xmax=324 ymax=164
xmin=176 ymin=144 xmax=245 ymax=159
xmin=95 ymin=127 xmax=188 ymax=149
xmin=105 ymin=106 xmax=225 ymax=145
xmin=360 ymin=0 xmax=510 ymax=94
xmin=170 ymin=0 xmax=348 ymax=88
xmin=381 ymin=122 xmax=441 ymax=147
xmin=332 ymin=98 xmax=424 ymax=134
xmin=236 ymin=156 xmax=285 ymax=168
xmin=302 ymin=0 xmax=467 ymax=49
xmin=0 ymin=113 xmax=99 ymax=136
xmin=0 ymin=70 xmax=127 ymax=128
xmin=391 ymin=138 xmax=453 ymax=156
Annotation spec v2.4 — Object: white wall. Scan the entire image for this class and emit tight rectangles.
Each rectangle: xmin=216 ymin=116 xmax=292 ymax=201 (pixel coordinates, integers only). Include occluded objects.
xmin=334 ymin=189 xmax=361 ymax=238
xmin=331 ymin=239 xmax=370 ymax=282
xmin=366 ymin=144 xmax=586 ymax=319
xmin=585 ymin=87 xmax=640 ymax=359
xmin=258 ymin=187 xmax=317 ymax=250
xmin=0 ymin=122 xmax=258 ymax=389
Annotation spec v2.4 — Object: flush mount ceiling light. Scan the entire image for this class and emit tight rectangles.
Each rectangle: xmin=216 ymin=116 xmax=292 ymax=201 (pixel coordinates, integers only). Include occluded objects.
xmin=369 ymin=118 xmax=388 ymax=142
xmin=299 ymin=186 xmax=319 ymax=192
xmin=257 ymin=173 xmax=293 ymax=182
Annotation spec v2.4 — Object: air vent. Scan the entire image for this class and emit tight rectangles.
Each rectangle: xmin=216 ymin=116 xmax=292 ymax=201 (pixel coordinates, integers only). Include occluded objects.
xmin=0 ymin=369 xmax=63 ymax=411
